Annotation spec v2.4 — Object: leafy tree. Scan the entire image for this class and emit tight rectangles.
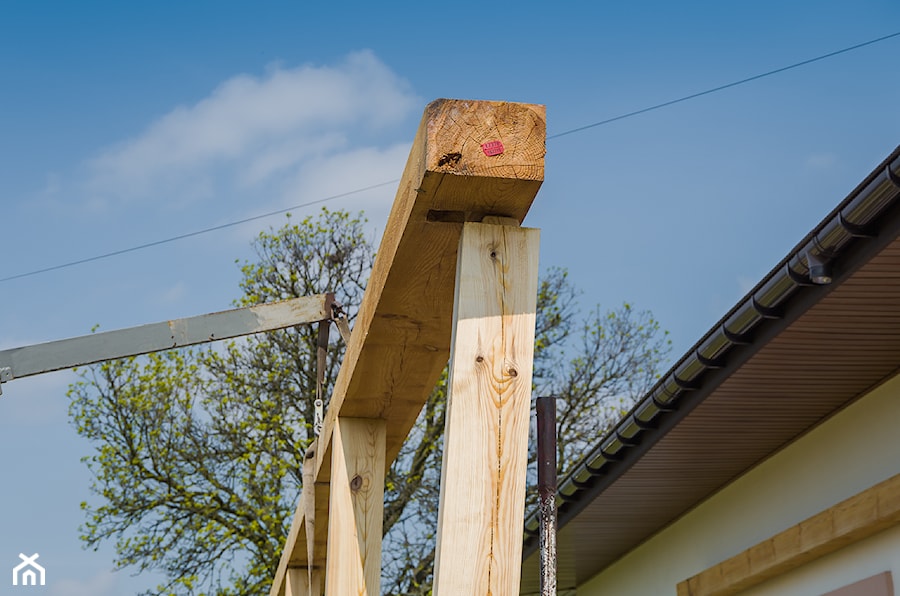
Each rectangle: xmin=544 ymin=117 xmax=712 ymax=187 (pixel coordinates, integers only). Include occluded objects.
xmin=68 ymin=208 xmax=670 ymax=595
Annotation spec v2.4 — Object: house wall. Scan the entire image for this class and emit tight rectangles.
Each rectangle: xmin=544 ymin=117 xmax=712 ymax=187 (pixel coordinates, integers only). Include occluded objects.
xmin=577 ymin=370 xmax=900 ymax=596
xmin=741 ymin=527 xmax=900 ymax=595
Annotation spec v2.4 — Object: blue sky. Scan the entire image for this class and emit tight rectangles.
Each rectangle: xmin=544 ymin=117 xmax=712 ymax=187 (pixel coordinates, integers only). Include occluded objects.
xmin=1 ymin=2 xmax=898 ymax=594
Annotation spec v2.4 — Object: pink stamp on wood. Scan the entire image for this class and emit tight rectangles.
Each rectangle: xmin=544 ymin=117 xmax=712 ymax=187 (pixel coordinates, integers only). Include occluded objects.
xmin=481 ymin=140 xmax=504 ymax=156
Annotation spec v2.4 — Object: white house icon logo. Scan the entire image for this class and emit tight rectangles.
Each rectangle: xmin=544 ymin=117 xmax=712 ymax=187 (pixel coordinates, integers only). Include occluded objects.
xmin=12 ymin=553 xmax=45 ymax=586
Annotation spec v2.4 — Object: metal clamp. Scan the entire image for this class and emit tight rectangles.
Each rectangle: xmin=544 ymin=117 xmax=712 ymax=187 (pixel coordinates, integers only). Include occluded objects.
xmin=310 ymin=296 xmax=353 ymax=436
xmin=313 ymin=398 xmax=325 ymax=436
xmin=330 ymin=299 xmax=352 ymax=345
xmin=314 ymin=319 xmax=330 ymax=437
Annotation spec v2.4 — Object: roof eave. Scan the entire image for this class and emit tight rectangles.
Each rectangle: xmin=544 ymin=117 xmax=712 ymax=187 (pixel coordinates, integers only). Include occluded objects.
xmin=522 ymin=145 xmax=900 ymax=556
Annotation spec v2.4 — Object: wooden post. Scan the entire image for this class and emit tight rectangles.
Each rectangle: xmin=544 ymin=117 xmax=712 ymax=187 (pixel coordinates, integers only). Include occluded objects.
xmin=433 ymin=218 xmax=540 ymax=595
xmin=324 ymin=417 xmax=386 ymax=596
xmin=300 ymin=446 xmax=321 ymax=596
xmin=285 ymin=569 xmax=304 ymax=596
xmin=268 ymin=472 xmax=329 ymax=596
xmin=285 ymin=568 xmax=321 ymax=596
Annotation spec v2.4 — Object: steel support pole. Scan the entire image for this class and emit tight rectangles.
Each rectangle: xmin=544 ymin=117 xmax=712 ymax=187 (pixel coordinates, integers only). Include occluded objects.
xmin=536 ymin=395 xmax=558 ymax=595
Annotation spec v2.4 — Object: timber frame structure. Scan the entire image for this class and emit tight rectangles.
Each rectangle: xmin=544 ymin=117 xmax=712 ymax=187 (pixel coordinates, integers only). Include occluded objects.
xmin=268 ymin=98 xmax=547 ymax=595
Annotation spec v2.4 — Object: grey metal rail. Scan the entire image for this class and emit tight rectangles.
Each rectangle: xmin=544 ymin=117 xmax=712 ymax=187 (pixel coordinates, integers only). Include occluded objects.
xmin=0 ymin=294 xmax=333 ymax=391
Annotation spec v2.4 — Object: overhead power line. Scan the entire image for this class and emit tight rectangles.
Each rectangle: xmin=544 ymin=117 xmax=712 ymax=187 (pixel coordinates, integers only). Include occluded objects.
xmin=3 ymin=30 xmax=898 ymax=285
xmin=0 ymin=180 xmax=398 ymax=283
xmin=548 ymin=30 xmax=900 ymax=140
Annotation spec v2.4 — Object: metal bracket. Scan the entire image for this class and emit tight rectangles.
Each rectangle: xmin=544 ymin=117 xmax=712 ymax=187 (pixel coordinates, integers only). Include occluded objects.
xmin=330 ymin=299 xmax=352 ymax=345
xmin=886 ymin=163 xmax=900 ymax=190
xmin=309 ymin=294 xmax=354 ymax=437
xmin=314 ymin=320 xmax=331 ymax=437
xmin=0 ymin=366 xmax=12 ymax=396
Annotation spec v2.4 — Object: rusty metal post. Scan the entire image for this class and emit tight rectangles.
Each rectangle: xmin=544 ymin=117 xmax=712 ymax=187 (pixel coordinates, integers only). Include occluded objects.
xmin=536 ymin=396 xmax=558 ymax=595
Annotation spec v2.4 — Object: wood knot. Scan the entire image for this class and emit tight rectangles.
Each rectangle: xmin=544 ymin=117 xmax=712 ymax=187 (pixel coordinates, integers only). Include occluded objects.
xmin=476 ymin=355 xmax=484 ymax=363
xmin=507 ymin=367 xmax=518 ymax=377
xmin=438 ymin=152 xmax=462 ymax=167
xmin=350 ymin=474 xmax=363 ymax=492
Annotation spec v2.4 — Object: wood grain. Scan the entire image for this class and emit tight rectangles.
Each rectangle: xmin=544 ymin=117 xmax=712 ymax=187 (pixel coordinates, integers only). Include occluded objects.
xmin=285 ymin=567 xmax=321 ymax=596
xmin=269 ymin=447 xmax=328 ymax=596
xmin=324 ymin=418 xmax=386 ymax=596
xmin=432 ymin=220 xmax=540 ymax=595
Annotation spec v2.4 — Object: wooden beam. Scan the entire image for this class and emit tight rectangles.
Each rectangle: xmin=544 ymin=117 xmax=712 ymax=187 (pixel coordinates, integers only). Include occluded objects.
xmin=324 ymin=417 xmax=386 ymax=596
xmin=269 ymin=508 xmax=306 ymax=596
xmin=315 ymin=98 xmax=545 ymax=478
xmin=270 ymin=98 xmax=545 ymax=595
xmin=269 ymin=502 xmax=328 ymax=596
xmin=285 ymin=569 xmax=305 ymax=596
xmin=677 ymin=471 xmax=900 ymax=596
xmin=432 ymin=219 xmax=540 ymax=595
xmin=268 ymin=453 xmax=329 ymax=596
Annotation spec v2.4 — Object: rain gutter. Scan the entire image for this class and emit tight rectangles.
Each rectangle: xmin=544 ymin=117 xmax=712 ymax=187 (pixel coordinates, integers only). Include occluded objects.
xmin=522 ymin=146 xmax=900 ymax=556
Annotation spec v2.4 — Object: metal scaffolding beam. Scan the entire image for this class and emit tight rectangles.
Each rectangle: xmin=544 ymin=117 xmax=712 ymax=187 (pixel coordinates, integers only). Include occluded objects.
xmin=0 ymin=294 xmax=333 ymax=391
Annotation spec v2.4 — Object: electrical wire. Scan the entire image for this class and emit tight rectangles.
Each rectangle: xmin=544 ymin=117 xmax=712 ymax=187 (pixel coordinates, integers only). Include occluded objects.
xmin=0 ymin=180 xmax=398 ymax=283
xmin=3 ymin=30 xmax=898 ymax=285
xmin=548 ymin=30 xmax=900 ymax=140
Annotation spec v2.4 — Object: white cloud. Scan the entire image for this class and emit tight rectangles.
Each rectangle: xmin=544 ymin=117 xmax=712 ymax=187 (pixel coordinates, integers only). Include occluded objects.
xmin=226 ymin=141 xmax=412 ymax=245
xmin=736 ymin=275 xmax=757 ymax=296
xmin=238 ymin=132 xmax=347 ymax=187
xmin=50 ymin=569 xmax=117 ymax=596
xmin=283 ymin=142 xmax=412 ymax=231
xmin=805 ymin=153 xmax=837 ymax=169
xmin=86 ymin=50 xmax=419 ymax=205
xmin=159 ymin=281 xmax=187 ymax=305
xmin=0 ymin=370 xmax=77 ymax=426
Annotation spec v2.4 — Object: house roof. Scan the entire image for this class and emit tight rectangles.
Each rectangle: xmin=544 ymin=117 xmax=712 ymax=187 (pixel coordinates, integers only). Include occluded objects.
xmin=519 ymin=146 xmax=900 ymax=594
